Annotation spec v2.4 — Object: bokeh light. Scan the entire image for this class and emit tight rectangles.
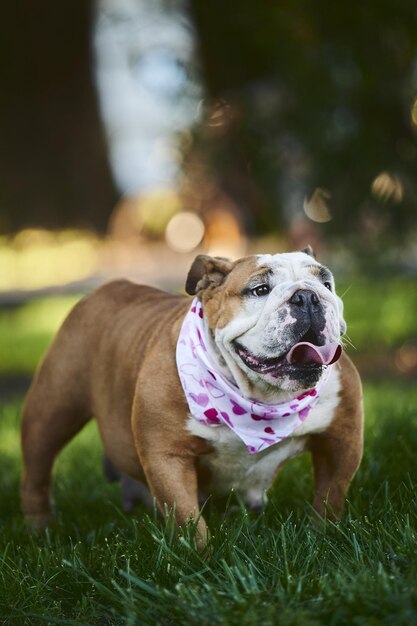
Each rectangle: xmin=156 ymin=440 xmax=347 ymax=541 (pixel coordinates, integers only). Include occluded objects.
xmin=411 ymin=99 xmax=417 ymax=127
xmin=371 ymin=172 xmax=403 ymax=203
xmin=395 ymin=342 xmax=417 ymax=374
xmin=303 ymin=188 xmax=332 ymax=223
xmin=165 ymin=212 xmax=205 ymax=252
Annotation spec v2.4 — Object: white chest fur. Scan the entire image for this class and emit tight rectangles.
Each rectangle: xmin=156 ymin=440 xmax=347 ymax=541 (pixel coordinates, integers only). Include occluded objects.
xmin=187 ymin=365 xmax=342 ymax=508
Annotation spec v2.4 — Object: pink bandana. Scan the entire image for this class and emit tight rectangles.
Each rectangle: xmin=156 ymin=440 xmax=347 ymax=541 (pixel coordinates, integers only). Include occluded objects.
xmin=176 ymin=298 xmax=331 ymax=455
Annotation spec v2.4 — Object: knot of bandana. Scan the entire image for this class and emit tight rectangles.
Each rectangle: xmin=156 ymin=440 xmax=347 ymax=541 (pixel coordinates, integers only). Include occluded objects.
xmin=176 ymin=298 xmax=331 ymax=454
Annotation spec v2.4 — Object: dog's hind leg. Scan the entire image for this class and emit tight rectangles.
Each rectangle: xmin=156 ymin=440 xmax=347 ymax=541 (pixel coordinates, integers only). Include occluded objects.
xmin=102 ymin=454 xmax=153 ymax=511
xmin=21 ymin=363 xmax=91 ymax=528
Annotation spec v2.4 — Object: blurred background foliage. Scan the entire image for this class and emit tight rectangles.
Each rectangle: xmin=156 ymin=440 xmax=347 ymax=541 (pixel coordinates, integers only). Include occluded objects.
xmin=1 ymin=0 xmax=417 ymax=247
xmin=189 ymin=0 xmax=417 ymax=244
xmin=0 ymin=0 xmax=416 ymax=383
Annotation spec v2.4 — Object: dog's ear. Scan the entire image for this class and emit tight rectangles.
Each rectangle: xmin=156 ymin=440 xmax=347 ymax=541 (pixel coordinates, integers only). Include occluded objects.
xmin=186 ymin=255 xmax=234 ymax=295
xmin=301 ymin=244 xmax=316 ymax=259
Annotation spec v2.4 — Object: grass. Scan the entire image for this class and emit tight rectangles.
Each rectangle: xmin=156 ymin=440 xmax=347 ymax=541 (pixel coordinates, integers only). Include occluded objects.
xmin=0 ymin=296 xmax=79 ymax=375
xmin=338 ymin=276 xmax=417 ymax=349
xmin=1 ymin=382 xmax=417 ymax=625
xmin=0 ymin=275 xmax=417 ymax=624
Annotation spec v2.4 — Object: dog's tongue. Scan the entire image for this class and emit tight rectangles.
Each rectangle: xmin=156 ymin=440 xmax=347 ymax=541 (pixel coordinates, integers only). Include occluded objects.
xmin=286 ymin=341 xmax=342 ymax=366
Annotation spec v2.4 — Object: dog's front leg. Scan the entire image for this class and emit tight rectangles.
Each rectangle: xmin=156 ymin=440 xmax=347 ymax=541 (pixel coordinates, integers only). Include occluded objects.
xmin=309 ymin=426 xmax=363 ymax=520
xmin=143 ymin=448 xmax=208 ymax=543
xmin=309 ymin=362 xmax=363 ymax=521
xmin=133 ymin=417 xmax=210 ymax=548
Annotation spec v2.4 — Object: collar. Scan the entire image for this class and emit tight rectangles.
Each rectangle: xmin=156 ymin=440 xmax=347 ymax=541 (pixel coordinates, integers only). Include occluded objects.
xmin=176 ymin=298 xmax=331 ymax=454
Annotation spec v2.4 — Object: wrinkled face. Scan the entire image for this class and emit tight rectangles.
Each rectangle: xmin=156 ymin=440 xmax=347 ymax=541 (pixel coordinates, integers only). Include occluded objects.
xmin=190 ymin=251 xmax=346 ymax=395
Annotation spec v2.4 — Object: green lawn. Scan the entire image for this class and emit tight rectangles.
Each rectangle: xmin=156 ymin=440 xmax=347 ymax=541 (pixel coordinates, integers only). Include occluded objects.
xmin=1 ymin=383 xmax=417 ymax=624
xmin=0 ymin=276 xmax=416 ymax=624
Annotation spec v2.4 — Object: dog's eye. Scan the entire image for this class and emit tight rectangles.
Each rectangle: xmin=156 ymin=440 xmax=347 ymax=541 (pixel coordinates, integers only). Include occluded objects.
xmin=324 ymin=281 xmax=332 ymax=291
xmin=251 ymin=284 xmax=270 ymax=297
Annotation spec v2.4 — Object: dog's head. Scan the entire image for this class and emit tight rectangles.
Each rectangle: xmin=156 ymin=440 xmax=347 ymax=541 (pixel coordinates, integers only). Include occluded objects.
xmin=186 ymin=248 xmax=345 ymax=395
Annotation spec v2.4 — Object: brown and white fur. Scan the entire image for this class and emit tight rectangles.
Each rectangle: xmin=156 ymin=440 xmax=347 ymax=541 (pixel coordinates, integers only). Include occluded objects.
xmin=21 ymin=250 xmax=363 ymax=546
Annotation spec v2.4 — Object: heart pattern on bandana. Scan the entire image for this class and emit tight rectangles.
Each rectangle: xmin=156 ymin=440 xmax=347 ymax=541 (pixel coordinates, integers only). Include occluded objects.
xmin=176 ymin=298 xmax=332 ymax=454
xmin=190 ymin=392 xmax=209 ymax=407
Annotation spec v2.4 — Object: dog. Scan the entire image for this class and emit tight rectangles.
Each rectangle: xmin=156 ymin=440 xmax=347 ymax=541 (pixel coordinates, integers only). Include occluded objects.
xmin=21 ymin=248 xmax=363 ymax=545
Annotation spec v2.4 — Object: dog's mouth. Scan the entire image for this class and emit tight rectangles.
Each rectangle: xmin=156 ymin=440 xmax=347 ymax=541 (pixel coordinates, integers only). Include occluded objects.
xmin=234 ymin=332 xmax=342 ymax=376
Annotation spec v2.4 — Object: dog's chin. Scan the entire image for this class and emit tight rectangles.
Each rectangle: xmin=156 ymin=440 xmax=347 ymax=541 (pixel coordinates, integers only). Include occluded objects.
xmin=263 ymin=364 xmax=324 ymax=392
xmin=233 ymin=342 xmax=324 ymax=392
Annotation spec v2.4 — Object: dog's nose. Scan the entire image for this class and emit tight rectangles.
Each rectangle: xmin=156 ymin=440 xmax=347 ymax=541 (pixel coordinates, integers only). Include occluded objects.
xmin=289 ymin=289 xmax=320 ymax=310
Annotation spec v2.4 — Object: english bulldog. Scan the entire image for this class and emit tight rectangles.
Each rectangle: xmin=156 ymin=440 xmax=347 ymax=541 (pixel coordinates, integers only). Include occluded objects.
xmin=21 ymin=248 xmax=363 ymax=545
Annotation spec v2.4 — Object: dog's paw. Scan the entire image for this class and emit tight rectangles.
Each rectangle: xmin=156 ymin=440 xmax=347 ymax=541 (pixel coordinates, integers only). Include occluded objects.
xmin=244 ymin=488 xmax=268 ymax=512
xmin=120 ymin=476 xmax=154 ymax=512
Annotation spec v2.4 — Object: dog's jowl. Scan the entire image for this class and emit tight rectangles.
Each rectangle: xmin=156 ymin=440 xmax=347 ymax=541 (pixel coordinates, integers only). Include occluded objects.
xmin=21 ymin=250 xmax=363 ymax=545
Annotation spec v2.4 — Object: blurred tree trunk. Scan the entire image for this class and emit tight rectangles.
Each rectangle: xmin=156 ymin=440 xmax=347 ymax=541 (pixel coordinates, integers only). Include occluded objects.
xmin=0 ymin=0 xmax=117 ymax=234
xmin=188 ymin=1 xmax=263 ymax=236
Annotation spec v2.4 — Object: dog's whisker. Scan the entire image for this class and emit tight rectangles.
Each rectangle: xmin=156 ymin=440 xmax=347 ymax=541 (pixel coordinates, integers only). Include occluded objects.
xmin=340 ymin=284 xmax=353 ymax=299
xmin=342 ymin=334 xmax=356 ymax=350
